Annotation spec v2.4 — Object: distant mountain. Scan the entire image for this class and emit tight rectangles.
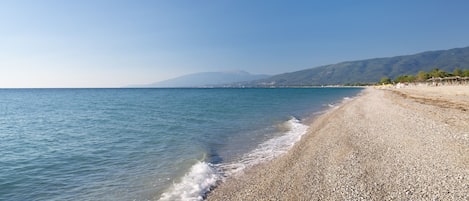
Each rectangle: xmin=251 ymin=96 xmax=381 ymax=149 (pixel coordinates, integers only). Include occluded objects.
xmin=245 ymin=46 xmax=469 ymax=86
xmin=133 ymin=70 xmax=270 ymax=88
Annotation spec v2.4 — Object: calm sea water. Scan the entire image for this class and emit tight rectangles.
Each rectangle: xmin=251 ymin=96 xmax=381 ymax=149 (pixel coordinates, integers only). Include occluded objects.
xmin=0 ymin=88 xmax=361 ymax=201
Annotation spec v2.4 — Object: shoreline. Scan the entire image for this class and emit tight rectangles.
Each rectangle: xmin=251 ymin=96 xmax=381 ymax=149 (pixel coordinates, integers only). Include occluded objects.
xmin=157 ymin=88 xmax=363 ymax=200
xmin=207 ymin=86 xmax=469 ymax=200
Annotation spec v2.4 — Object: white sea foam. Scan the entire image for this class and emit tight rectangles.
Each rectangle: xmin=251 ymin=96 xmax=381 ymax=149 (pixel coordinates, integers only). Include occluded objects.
xmin=159 ymin=117 xmax=308 ymax=201
xmin=159 ymin=162 xmax=220 ymax=201
xmin=325 ymin=96 xmax=353 ymax=109
xmin=218 ymin=117 xmax=309 ymax=176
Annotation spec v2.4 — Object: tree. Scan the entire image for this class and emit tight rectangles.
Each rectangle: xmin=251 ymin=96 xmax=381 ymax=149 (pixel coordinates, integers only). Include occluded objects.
xmin=429 ymin=68 xmax=447 ymax=78
xmin=453 ymin=68 xmax=463 ymax=76
xmin=416 ymin=71 xmax=429 ymax=81
xmin=394 ymin=75 xmax=416 ymax=83
xmin=464 ymin=69 xmax=469 ymax=77
xmin=379 ymin=77 xmax=392 ymax=84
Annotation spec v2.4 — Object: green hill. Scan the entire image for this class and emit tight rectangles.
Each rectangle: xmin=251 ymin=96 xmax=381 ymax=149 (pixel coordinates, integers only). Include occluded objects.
xmin=248 ymin=46 xmax=469 ymax=86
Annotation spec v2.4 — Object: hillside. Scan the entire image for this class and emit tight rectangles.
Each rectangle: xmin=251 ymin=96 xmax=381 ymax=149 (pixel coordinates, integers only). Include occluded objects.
xmin=246 ymin=46 xmax=469 ymax=86
xmin=133 ymin=71 xmax=269 ymax=88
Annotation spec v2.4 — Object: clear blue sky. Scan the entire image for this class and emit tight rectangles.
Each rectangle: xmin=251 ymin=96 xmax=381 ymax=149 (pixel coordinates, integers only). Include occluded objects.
xmin=1 ymin=0 xmax=469 ymax=87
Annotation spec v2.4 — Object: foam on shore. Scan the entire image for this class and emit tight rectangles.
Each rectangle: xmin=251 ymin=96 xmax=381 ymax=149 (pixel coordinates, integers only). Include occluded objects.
xmin=159 ymin=161 xmax=220 ymax=201
xmin=158 ymin=117 xmax=309 ymax=201
xmin=218 ymin=117 xmax=309 ymax=176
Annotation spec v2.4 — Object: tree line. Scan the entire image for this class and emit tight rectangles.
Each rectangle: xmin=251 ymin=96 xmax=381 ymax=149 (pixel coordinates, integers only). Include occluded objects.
xmin=379 ymin=68 xmax=469 ymax=84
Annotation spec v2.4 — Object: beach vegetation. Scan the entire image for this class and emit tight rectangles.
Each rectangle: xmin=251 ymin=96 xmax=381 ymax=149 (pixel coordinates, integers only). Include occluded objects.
xmin=391 ymin=68 xmax=469 ymax=84
xmin=429 ymin=68 xmax=448 ymax=78
xmin=379 ymin=77 xmax=392 ymax=84
xmin=416 ymin=71 xmax=430 ymax=81
xmin=453 ymin=68 xmax=464 ymax=76
xmin=464 ymin=69 xmax=469 ymax=77
xmin=394 ymin=75 xmax=416 ymax=83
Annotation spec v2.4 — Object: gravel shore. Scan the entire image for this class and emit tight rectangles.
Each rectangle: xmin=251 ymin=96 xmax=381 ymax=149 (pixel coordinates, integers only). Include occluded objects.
xmin=207 ymin=87 xmax=469 ymax=200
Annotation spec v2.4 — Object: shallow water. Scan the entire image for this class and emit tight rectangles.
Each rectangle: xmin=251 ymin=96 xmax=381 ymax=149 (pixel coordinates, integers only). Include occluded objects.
xmin=0 ymin=88 xmax=361 ymax=201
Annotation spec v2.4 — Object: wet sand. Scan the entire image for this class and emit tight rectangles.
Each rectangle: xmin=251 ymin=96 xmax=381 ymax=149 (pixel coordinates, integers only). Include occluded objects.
xmin=208 ymin=86 xmax=469 ymax=200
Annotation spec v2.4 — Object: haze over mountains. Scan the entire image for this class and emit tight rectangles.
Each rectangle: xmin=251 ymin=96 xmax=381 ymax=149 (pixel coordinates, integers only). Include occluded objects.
xmin=133 ymin=46 xmax=469 ymax=88
xmin=132 ymin=70 xmax=269 ymax=88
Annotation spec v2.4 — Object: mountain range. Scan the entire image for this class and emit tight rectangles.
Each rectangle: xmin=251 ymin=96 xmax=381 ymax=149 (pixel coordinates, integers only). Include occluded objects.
xmin=132 ymin=70 xmax=269 ymax=88
xmin=244 ymin=46 xmax=469 ymax=86
xmin=133 ymin=46 xmax=469 ymax=88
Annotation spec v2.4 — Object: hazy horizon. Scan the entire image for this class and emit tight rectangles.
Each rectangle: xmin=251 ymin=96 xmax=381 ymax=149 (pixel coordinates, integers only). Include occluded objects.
xmin=2 ymin=1 xmax=469 ymax=88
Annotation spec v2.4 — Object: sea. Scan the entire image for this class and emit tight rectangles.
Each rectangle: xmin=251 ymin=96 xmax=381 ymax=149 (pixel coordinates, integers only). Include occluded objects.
xmin=0 ymin=88 xmax=362 ymax=201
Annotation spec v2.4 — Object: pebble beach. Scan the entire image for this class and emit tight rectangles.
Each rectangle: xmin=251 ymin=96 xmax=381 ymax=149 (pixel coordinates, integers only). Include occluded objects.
xmin=207 ymin=86 xmax=469 ymax=200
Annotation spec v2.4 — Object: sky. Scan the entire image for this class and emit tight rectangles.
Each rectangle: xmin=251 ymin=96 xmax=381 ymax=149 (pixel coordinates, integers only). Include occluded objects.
xmin=1 ymin=0 xmax=469 ymax=88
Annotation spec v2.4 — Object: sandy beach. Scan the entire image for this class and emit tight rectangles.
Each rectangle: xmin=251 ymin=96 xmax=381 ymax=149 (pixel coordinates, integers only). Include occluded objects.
xmin=208 ymin=86 xmax=469 ymax=200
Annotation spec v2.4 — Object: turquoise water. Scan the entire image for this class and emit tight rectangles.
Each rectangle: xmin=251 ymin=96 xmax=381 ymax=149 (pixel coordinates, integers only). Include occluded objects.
xmin=0 ymin=88 xmax=361 ymax=201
